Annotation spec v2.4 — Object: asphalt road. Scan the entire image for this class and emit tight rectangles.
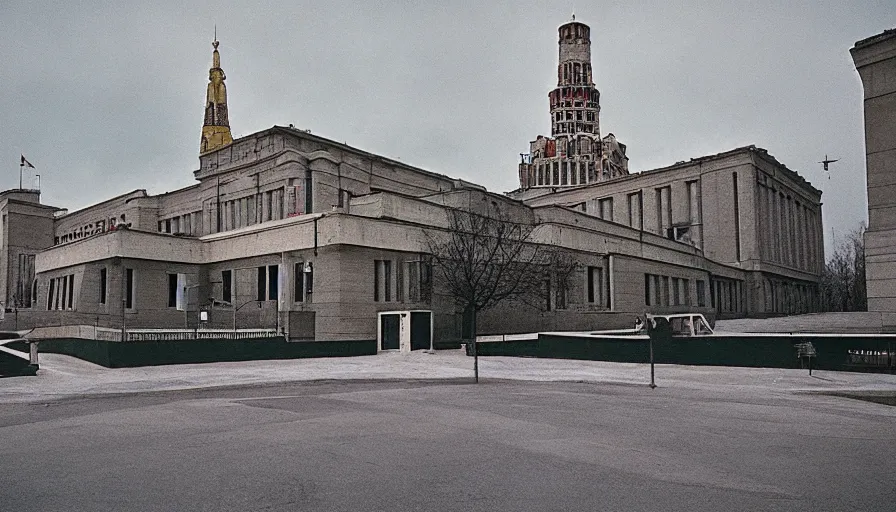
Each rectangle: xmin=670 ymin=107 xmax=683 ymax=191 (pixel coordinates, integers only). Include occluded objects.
xmin=1 ymin=380 xmax=894 ymax=511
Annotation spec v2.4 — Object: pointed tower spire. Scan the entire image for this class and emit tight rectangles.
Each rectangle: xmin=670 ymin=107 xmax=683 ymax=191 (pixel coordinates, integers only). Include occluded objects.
xmin=200 ymin=33 xmax=233 ymax=153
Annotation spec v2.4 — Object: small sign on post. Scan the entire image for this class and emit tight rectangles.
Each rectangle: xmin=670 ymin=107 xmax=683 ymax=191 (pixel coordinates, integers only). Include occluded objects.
xmin=795 ymin=341 xmax=817 ymax=375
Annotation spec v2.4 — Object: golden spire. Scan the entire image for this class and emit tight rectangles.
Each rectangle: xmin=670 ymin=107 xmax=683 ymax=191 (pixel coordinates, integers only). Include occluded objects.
xmin=200 ymin=32 xmax=233 ymax=154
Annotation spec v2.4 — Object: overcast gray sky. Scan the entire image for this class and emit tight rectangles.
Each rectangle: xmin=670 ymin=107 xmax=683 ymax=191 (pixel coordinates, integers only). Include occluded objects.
xmin=1 ymin=1 xmax=894 ymax=255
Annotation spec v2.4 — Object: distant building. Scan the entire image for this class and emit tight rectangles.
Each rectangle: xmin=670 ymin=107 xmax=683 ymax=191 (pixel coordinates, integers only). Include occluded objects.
xmin=0 ymin=22 xmax=825 ymax=344
xmin=851 ymin=28 xmax=896 ymax=319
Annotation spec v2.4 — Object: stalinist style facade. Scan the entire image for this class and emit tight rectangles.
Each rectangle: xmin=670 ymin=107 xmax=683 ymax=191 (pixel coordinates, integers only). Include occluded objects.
xmin=0 ymin=21 xmax=827 ymax=344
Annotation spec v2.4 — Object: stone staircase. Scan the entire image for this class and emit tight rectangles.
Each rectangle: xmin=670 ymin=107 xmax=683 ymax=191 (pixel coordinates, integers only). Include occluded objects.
xmin=716 ymin=312 xmax=896 ymax=334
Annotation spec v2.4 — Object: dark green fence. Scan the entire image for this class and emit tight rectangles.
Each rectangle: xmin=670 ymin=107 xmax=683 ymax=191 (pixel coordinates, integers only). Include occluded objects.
xmin=472 ymin=334 xmax=896 ymax=373
xmin=36 ymin=337 xmax=377 ymax=368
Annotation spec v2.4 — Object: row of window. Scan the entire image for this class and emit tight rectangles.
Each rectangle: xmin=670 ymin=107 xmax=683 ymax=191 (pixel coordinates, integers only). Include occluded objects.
xmin=158 ymin=212 xmax=201 ymax=236
xmin=544 ymin=266 xmax=609 ymax=311
xmin=554 ymin=110 xmax=596 ymax=123
xmin=373 ymin=260 xmax=432 ymax=304
xmin=644 ymin=274 xmax=707 ymax=308
xmin=47 ymin=274 xmax=75 ymax=311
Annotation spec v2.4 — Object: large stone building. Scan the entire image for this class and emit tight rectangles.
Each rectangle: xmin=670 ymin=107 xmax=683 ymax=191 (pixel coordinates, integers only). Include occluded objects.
xmin=852 ymin=29 xmax=896 ymax=315
xmin=0 ymin=21 xmax=825 ymax=343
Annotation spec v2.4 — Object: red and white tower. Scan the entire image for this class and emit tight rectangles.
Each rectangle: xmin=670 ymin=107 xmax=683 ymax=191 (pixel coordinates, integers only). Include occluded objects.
xmin=518 ymin=18 xmax=628 ymax=191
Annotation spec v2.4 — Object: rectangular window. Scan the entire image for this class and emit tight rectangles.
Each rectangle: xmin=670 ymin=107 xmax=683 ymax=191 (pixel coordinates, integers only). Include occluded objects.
xmin=294 ymin=263 xmax=305 ymax=302
xmin=267 ymin=265 xmax=279 ymax=301
xmin=627 ymin=192 xmax=643 ymax=230
xmin=543 ymin=278 xmax=552 ymax=311
xmin=697 ymin=279 xmax=706 ymax=307
xmin=222 ymin=270 xmax=232 ymax=304
xmin=396 ymin=261 xmax=404 ymax=302
xmin=644 ymin=274 xmax=652 ymax=306
xmin=655 ymin=186 xmax=671 ymax=235
xmin=165 ymin=219 xmax=171 ymax=233
xmin=598 ymin=198 xmax=613 ymax=222
xmin=125 ymin=268 xmax=134 ymax=309
xmin=47 ymin=278 xmax=55 ymax=310
xmin=660 ymin=276 xmax=669 ymax=306
xmin=265 ymin=191 xmax=273 ymax=221
xmin=168 ymin=274 xmax=178 ymax=307
xmin=671 ymin=277 xmax=680 ymax=306
xmin=257 ymin=266 xmax=266 ymax=301
xmin=586 ymin=266 xmax=604 ymax=306
xmin=407 ymin=261 xmax=420 ymax=302
xmin=374 ymin=261 xmax=380 ymax=302
xmin=555 ymin=275 xmax=568 ymax=310
xmin=99 ymin=268 xmax=107 ymax=304
xmin=383 ymin=260 xmax=392 ymax=302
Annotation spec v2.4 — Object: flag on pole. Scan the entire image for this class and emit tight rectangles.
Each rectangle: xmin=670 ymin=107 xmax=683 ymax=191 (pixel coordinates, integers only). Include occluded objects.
xmin=20 ymin=155 xmax=35 ymax=168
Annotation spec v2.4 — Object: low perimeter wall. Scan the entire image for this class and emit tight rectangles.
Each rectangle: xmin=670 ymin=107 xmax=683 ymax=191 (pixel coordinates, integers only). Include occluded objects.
xmin=34 ymin=337 xmax=377 ymax=368
xmin=472 ymin=334 xmax=896 ymax=373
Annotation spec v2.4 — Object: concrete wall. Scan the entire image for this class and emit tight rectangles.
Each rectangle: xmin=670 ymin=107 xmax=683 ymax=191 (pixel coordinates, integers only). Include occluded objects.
xmin=852 ymin=29 xmax=896 ymax=312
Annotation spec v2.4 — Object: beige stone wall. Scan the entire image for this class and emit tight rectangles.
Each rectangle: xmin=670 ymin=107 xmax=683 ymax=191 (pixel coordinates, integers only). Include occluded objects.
xmin=853 ymin=30 xmax=896 ymax=312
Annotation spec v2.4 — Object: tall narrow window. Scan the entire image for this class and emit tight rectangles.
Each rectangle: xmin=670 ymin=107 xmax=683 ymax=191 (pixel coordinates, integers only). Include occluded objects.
xmin=733 ymin=172 xmax=741 ymax=261
xmin=222 ymin=270 xmax=232 ymax=304
xmin=168 ymin=274 xmax=178 ymax=307
xmin=125 ymin=268 xmax=134 ymax=309
xmin=374 ymin=261 xmax=381 ymax=302
xmin=383 ymin=260 xmax=392 ymax=302
xmin=586 ymin=266 xmax=604 ymax=306
xmin=395 ymin=261 xmax=404 ymax=303
xmin=268 ymin=265 xmax=279 ymax=301
xmin=696 ymin=280 xmax=707 ymax=307
xmin=47 ymin=278 xmax=55 ymax=310
xmin=294 ymin=263 xmax=305 ymax=302
xmin=644 ymin=274 xmax=652 ymax=306
xmin=257 ymin=266 xmax=266 ymax=301
xmin=99 ymin=268 xmax=107 ymax=305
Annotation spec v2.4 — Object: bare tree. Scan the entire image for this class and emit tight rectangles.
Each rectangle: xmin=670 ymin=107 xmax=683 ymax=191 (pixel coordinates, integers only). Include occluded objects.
xmin=425 ymin=204 xmax=572 ymax=382
xmin=821 ymin=224 xmax=866 ymax=312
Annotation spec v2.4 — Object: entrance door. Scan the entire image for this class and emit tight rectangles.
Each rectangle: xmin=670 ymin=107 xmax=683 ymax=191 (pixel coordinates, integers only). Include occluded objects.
xmin=410 ymin=312 xmax=432 ymax=350
xmin=380 ymin=314 xmax=400 ymax=350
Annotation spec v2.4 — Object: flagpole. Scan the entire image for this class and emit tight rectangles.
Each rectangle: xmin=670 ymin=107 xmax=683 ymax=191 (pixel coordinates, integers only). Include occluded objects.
xmin=19 ymin=163 xmax=23 ymax=190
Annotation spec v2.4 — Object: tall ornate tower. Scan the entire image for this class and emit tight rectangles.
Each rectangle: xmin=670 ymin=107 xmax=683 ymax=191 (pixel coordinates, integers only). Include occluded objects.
xmin=200 ymin=38 xmax=233 ymax=153
xmin=518 ymin=18 xmax=628 ymax=191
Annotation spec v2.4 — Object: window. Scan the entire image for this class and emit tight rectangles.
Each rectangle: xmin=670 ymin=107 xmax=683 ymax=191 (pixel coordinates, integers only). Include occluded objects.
xmin=586 ymin=266 xmax=604 ymax=306
xmin=543 ymin=278 xmax=552 ymax=311
xmin=293 ymin=262 xmax=313 ymax=302
xmin=644 ymin=274 xmax=652 ymax=306
xmin=268 ymin=265 xmax=279 ymax=301
xmin=256 ymin=265 xmax=280 ymax=301
xmin=555 ymin=275 xmax=568 ymax=310
xmin=396 ymin=262 xmax=404 ymax=302
xmin=125 ymin=269 xmax=134 ymax=309
xmin=99 ymin=268 xmax=107 ymax=305
xmin=374 ymin=260 xmax=393 ymax=302
xmin=598 ymin=198 xmax=613 ymax=221
xmin=168 ymin=274 xmax=178 ymax=307
xmin=383 ymin=260 xmax=392 ymax=302
xmin=696 ymin=280 xmax=706 ymax=307
xmin=47 ymin=278 xmax=55 ymax=310
xmin=655 ymin=186 xmax=671 ymax=235
xmin=222 ymin=270 xmax=232 ymax=304
xmin=627 ymin=192 xmax=643 ymax=230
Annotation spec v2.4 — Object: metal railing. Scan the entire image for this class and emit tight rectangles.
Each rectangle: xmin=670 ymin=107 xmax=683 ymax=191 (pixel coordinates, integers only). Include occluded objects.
xmin=124 ymin=329 xmax=280 ymax=342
